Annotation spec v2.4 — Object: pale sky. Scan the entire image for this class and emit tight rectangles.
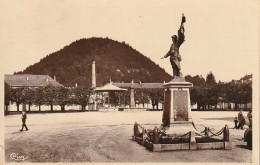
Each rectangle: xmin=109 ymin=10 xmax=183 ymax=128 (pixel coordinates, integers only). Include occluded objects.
xmin=0 ymin=0 xmax=259 ymax=82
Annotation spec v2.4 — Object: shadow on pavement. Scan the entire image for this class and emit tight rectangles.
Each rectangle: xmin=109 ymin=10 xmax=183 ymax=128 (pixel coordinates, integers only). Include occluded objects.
xmin=201 ymin=117 xmax=233 ymax=122
xmin=236 ymin=145 xmax=251 ymax=150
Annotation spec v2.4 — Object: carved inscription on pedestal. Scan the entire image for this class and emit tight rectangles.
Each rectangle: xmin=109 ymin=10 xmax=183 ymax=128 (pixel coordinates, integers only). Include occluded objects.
xmin=172 ymin=90 xmax=188 ymax=121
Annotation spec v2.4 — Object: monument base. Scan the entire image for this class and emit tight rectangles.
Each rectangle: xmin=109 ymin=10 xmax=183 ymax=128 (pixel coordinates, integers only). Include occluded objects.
xmin=133 ymin=123 xmax=232 ymax=151
xmin=162 ymin=78 xmax=193 ymax=125
xmin=132 ymin=78 xmax=231 ymax=151
xmin=141 ymin=140 xmax=232 ymax=152
xmin=161 ymin=121 xmax=200 ymax=136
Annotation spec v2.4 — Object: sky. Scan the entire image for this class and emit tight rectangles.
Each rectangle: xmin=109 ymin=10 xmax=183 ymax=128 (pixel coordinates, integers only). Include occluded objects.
xmin=0 ymin=0 xmax=259 ymax=82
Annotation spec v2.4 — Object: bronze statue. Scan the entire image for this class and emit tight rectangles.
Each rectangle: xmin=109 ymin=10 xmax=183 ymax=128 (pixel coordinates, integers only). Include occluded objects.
xmin=161 ymin=14 xmax=186 ymax=78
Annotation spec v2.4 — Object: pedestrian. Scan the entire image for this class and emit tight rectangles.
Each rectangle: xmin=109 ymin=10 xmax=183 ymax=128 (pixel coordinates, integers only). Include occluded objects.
xmin=247 ymin=110 xmax=252 ymax=128
xmin=237 ymin=110 xmax=244 ymax=129
xmin=240 ymin=116 xmax=245 ymax=129
xmin=20 ymin=110 xmax=28 ymax=131
xmin=234 ymin=117 xmax=238 ymax=129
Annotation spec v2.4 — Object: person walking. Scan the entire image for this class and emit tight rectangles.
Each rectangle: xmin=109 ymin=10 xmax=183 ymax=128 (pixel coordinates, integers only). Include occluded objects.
xmin=240 ymin=116 xmax=245 ymax=129
xmin=237 ymin=110 xmax=246 ymax=129
xmin=20 ymin=110 xmax=28 ymax=131
xmin=247 ymin=110 xmax=252 ymax=128
xmin=234 ymin=117 xmax=238 ymax=129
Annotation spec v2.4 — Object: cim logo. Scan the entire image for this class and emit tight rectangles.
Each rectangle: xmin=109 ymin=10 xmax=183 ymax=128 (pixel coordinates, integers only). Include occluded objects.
xmin=10 ymin=153 xmax=28 ymax=161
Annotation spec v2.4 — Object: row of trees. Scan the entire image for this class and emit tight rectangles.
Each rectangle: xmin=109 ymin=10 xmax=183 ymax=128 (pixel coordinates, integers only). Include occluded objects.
xmin=187 ymin=72 xmax=252 ymax=110
xmin=4 ymin=84 xmax=89 ymax=112
xmin=96 ymin=88 xmax=164 ymax=109
xmin=131 ymin=73 xmax=252 ymax=110
xmin=135 ymin=88 xmax=164 ymax=109
xmin=5 ymin=83 xmax=164 ymax=112
xmin=5 ymin=72 xmax=252 ymax=112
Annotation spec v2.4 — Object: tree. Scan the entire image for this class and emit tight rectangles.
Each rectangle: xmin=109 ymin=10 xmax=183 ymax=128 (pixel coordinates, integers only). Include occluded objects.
xmin=185 ymin=75 xmax=206 ymax=109
xmin=216 ymin=82 xmax=226 ymax=109
xmin=4 ymin=83 xmax=11 ymax=112
xmin=147 ymin=88 xmax=164 ymax=109
xmin=192 ymin=86 xmax=208 ymax=110
xmin=206 ymin=71 xmax=216 ymax=87
xmin=71 ymin=86 xmax=89 ymax=110
xmin=23 ymin=88 xmax=34 ymax=111
xmin=43 ymin=85 xmax=58 ymax=111
xmin=32 ymin=87 xmax=45 ymax=111
xmin=224 ymin=81 xmax=241 ymax=110
xmin=204 ymin=72 xmax=219 ymax=109
xmin=135 ymin=89 xmax=149 ymax=108
xmin=10 ymin=87 xmax=25 ymax=111
xmin=238 ymin=82 xmax=252 ymax=109
xmin=56 ymin=87 xmax=69 ymax=111
xmin=205 ymin=85 xmax=220 ymax=108
xmin=190 ymin=87 xmax=206 ymax=109
xmin=185 ymin=75 xmax=205 ymax=87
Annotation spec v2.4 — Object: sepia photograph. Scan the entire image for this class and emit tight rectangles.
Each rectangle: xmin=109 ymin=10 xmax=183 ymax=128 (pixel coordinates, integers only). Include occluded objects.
xmin=0 ymin=0 xmax=259 ymax=164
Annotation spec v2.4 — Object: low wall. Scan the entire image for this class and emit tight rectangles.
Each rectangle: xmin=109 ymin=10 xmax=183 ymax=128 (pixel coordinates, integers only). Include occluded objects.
xmin=192 ymin=108 xmax=252 ymax=112
xmin=4 ymin=110 xmax=90 ymax=115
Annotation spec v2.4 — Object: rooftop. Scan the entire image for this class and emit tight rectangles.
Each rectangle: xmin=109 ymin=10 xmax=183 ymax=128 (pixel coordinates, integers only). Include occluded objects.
xmin=113 ymin=82 xmax=164 ymax=89
xmin=5 ymin=74 xmax=63 ymax=87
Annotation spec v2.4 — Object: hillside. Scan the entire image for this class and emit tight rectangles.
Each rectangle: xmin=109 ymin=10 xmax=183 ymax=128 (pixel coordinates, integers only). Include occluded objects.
xmin=17 ymin=37 xmax=172 ymax=87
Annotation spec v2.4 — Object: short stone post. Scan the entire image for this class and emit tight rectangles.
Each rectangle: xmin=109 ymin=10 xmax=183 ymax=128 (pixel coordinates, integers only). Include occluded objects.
xmin=205 ymin=127 xmax=209 ymax=137
xmin=189 ymin=131 xmax=196 ymax=150
xmin=223 ymin=125 xmax=232 ymax=150
xmin=130 ymin=87 xmax=135 ymax=108
xmin=142 ymin=128 xmax=146 ymax=144
xmin=133 ymin=122 xmax=139 ymax=137
xmin=153 ymin=127 xmax=159 ymax=144
xmin=223 ymin=125 xmax=229 ymax=142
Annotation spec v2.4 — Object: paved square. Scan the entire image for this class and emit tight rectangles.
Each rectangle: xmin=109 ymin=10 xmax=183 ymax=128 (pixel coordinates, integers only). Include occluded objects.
xmin=5 ymin=111 xmax=252 ymax=163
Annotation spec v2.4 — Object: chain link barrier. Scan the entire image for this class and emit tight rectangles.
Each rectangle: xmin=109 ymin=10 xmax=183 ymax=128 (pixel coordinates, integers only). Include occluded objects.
xmin=134 ymin=123 xmax=225 ymax=142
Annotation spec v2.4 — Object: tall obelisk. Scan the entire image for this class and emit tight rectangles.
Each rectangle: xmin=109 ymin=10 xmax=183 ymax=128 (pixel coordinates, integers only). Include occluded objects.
xmin=92 ymin=56 xmax=96 ymax=88
xmin=92 ymin=56 xmax=97 ymax=110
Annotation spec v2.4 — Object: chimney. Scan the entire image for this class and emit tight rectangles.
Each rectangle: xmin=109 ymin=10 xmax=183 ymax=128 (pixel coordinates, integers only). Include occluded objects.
xmin=54 ymin=75 xmax=56 ymax=81
xmin=26 ymin=76 xmax=29 ymax=86
xmin=75 ymin=83 xmax=78 ymax=87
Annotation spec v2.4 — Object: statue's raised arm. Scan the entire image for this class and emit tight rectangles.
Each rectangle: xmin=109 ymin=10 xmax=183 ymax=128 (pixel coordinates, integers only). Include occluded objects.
xmin=177 ymin=14 xmax=186 ymax=48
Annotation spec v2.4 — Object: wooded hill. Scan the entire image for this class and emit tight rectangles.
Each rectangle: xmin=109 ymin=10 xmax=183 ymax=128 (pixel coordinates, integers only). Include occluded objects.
xmin=16 ymin=37 xmax=172 ymax=87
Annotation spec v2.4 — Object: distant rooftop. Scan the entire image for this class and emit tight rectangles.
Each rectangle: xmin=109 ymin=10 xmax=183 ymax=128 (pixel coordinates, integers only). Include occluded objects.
xmin=240 ymin=74 xmax=252 ymax=81
xmin=113 ymin=82 xmax=164 ymax=89
xmin=5 ymin=74 xmax=63 ymax=87
xmin=95 ymin=82 xmax=127 ymax=92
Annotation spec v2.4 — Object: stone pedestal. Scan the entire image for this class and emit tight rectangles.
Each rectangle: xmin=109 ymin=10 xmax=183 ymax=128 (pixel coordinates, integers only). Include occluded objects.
xmin=130 ymin=87 xmax=135 ymax=108
xmin=161 ymin=78 xmax=198 ymax=135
